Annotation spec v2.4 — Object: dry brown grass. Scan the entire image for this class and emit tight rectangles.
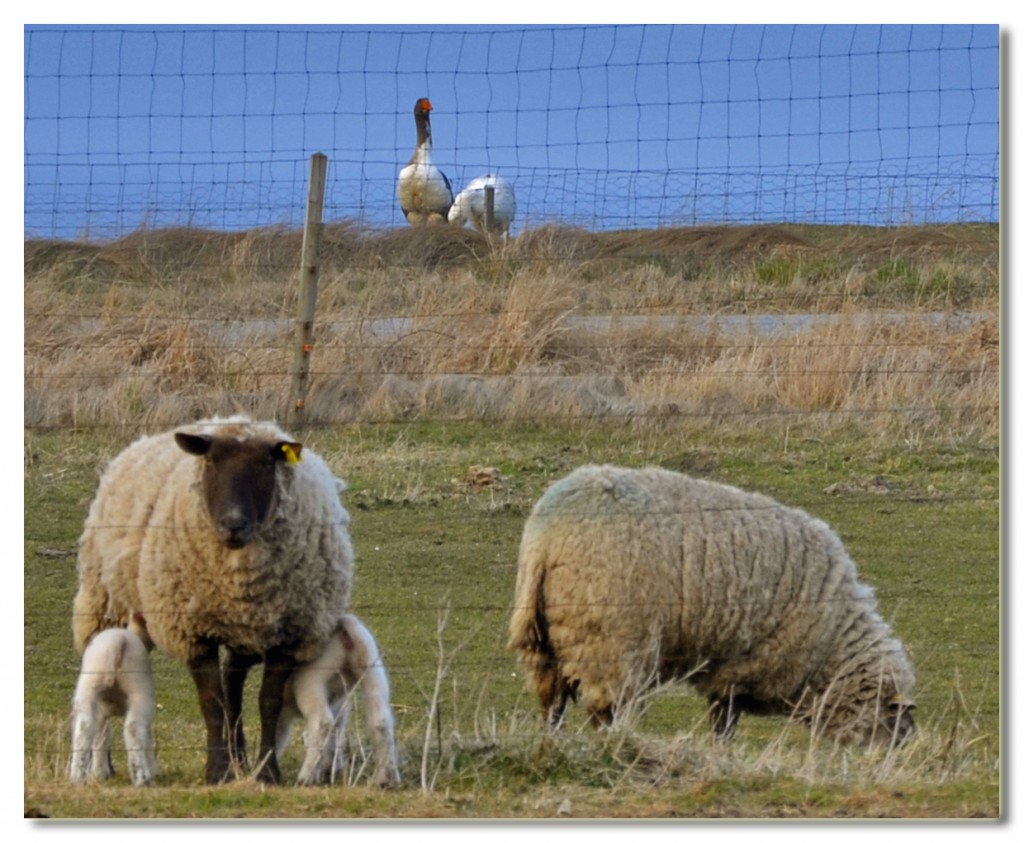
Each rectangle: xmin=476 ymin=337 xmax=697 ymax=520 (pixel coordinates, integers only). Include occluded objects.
xmin=24 ymin=222 xmax=999 ymax=441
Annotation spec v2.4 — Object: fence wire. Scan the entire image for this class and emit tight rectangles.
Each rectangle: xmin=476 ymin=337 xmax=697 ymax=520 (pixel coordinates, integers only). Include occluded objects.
xmin=24 ymin=24 xmax=999 ymax=239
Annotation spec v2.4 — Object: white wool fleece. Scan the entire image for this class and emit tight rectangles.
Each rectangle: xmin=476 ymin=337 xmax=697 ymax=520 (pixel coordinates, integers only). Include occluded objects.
xmin=74 ymin=416 xmax=354 ymax=665
xmin=508 ymin=464 xmax=914 ymax=739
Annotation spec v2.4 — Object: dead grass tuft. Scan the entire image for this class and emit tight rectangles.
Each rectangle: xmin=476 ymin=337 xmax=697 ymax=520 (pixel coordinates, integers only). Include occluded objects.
xmin=24 ymin=222 xmax=998 ymax=439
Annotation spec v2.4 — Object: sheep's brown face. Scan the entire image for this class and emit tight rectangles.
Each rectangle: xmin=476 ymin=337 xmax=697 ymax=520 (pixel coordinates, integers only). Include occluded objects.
xmin=857 ymin=699 xmax=916 ymax=748
xmin=175 ymin=432 xmax=303 ymax=550
xmin=883 ymin=700 xmax=916 ymax=747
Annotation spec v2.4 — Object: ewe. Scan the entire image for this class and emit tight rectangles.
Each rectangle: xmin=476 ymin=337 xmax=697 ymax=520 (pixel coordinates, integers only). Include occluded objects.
xmin=73 ymin=416 xmax=354 ymax=784
xmin=509 ymin=464 xmax=916 ymax=746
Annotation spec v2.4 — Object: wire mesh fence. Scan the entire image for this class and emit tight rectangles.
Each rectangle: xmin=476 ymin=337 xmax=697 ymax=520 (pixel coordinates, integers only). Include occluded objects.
xmin=23 ymin=24 xmax=1001 ymax=808
xmin=24 ymin=23 xmax=1000 ymax=240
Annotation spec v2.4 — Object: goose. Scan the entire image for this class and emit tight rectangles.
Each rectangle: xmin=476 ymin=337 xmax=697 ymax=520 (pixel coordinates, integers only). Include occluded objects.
xmin=448 ymin=174 xmax=517 ymax=238
xmin=397 ymin=97 xmax=454 ymax=225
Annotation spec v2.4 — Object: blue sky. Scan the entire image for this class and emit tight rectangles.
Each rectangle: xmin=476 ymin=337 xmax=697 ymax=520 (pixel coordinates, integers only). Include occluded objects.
xmin=23 ymin=23 xmax=999 ymax=238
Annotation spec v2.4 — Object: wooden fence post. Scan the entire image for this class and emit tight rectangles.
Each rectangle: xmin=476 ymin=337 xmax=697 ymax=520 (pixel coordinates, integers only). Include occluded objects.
xmin=289 ymin=152 xmax=328 ymax=427
xmin=484 ymin=184 xmax=495 ymax=234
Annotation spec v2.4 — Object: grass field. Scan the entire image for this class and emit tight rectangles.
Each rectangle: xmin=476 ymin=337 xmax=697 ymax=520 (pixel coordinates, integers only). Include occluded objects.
xmin=23 ymin=223 xmax=1001 ymax=819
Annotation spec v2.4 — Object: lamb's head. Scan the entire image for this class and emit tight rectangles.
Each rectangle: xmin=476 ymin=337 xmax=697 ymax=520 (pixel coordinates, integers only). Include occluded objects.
xmin=174 ymin=430 xmax=303 ymax=549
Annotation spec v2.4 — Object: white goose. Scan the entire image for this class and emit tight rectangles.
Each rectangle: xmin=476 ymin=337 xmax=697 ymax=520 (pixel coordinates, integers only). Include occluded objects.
xmin=448 ymin=174 xmax=517 ymax=238
xmin=397 ymin=97 xmax=454 ymax=225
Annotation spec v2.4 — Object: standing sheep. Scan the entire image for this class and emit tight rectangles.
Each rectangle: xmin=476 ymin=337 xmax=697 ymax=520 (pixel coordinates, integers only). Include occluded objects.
xmin=276 ymin=613 xmax=401 ymax=788
xmin=508 ymin=464 xmax=916 ymax=747
xmin=69 ymin=612 xmax=157 ymax=786
xmin=72 ymin=416 xmax=354 ymax=784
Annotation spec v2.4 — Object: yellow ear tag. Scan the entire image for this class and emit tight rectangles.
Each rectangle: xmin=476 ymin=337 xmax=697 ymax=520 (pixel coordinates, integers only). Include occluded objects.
xmin=281 ymin=443 xmax=302 ymax=464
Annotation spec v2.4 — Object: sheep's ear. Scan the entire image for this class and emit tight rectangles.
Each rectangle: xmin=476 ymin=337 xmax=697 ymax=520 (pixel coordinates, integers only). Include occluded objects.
xmin=175 ymin=432 xmax=214 ymax=456
xmin=276 ymin=441 xmax=303 ymax=464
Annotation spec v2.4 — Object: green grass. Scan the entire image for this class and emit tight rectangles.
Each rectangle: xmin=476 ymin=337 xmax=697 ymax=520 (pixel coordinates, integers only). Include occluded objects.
xmin=24 ymin=420 xmax=1000 ymax=819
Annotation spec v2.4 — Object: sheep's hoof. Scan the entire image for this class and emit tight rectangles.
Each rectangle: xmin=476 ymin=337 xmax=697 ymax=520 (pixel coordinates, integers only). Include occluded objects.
xmin=254 ymin=755 xmax=282 ymax=785
xmin=205 ymin=755 xmax=235 ymax=785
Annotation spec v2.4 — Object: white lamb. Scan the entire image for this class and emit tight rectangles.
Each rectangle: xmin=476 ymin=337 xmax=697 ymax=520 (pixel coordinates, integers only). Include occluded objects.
xmin=69 ymin=612 xmax=157 ymax=786
xmin=277 ymin=614 xmax=400 ymax=788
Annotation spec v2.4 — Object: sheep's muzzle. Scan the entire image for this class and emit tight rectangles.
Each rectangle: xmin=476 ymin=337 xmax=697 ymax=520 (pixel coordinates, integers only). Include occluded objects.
xmin=174 ymin=431 xmax=302 ymax=550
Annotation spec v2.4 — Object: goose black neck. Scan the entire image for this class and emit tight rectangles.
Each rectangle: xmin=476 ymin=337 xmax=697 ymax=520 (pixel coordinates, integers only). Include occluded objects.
xmin=415 ymin=111 xmax=433 ymax=148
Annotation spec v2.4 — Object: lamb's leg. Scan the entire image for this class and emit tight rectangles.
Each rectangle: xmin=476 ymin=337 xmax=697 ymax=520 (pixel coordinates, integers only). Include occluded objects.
xmin=124 ymin=708 xmax=155 ymax=786
xmin=223 ymin=648 xmax=259 ymax=771
xmin=92 ymin=713 xmax=115 ymax=780
xmin=296 ymin=705 xmax=335 ymax=786
xmin=254 ymin=646 xmax=296 ymax=784
xmin=361 ymin=682 xmax=400 ymax=788
xmin=275 ymin=705 xmax=297 ymax=763
xmin=68 ymin=702 xmax=97 ymax=783
xmin=325 ymin=700 xmax=350 ymax=785
xmin=188 ymin=639 xmax=232 ymax=784
xmin=288 ymin=662 xmax=335 ymax=786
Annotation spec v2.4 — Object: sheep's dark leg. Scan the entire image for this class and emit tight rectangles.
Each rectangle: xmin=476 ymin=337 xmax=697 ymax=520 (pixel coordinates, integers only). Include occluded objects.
xmin=253 ymin=646 xmax=296 ymax=784
xmin=545 ymin=692 xmax=570 ymax=732
xmin=586 ymin=705 xmax=615 ymax=729
xmin=707 ymin=693 xmax=741 ymax=741
xmin=188 ymin=639 xmax=232 ymax=784
xmin=223 ymin=648 xmax=260 ymax=772
xmin=536 ymin=660 xmax=576 ymax=733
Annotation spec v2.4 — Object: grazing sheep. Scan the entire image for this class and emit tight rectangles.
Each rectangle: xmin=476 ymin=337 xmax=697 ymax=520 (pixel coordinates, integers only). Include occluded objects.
xmin=508 ymin=464 xmax=916 ymax=747
xmin=447 ymin=174 xmax=516 ymax=238
xmin=277 ymin=614 xmax=401 ymax=788
xmin=69 ymin=612 xmax=157 ymax=786
xmin=72 ymin=416 xmax=354 ymax=784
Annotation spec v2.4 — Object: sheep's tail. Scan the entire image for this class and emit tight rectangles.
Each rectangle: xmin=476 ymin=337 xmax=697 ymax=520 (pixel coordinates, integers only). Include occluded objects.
xmin=71 ymin=539 xmax=120 ymax=654
xmin=508 ymin=531 xmax=571 ymax=725
xmin=507 ymin=532 xmax=547 ymax=657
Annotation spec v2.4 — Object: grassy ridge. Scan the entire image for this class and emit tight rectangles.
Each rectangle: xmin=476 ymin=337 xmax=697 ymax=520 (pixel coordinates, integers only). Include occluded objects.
xmin=24 ymin=223 xmax=998 ymax=437
xmin=23 ymin=224 xmax=1000 ymax=818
